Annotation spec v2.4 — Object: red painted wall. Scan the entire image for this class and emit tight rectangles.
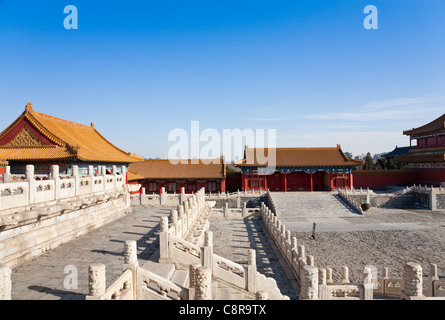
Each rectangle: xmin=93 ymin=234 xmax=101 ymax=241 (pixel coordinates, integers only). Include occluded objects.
xmin=417 ymin=168 xmax=445 ymax=185
xmin=352 ymin=170 xmax=419 ymax=188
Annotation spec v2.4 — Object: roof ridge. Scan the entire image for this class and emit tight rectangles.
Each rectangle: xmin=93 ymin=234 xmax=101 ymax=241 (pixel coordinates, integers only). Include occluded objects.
xmin=30 ymin=110 xmax=93 ymax=129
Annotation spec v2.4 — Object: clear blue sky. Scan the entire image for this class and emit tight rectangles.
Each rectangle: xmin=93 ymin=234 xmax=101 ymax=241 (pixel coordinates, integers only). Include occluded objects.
xmin=1 ymin=0 xmax=444 ymax=160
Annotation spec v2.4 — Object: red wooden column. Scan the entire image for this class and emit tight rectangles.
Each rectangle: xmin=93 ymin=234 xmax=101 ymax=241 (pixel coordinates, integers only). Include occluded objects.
xmin=242 ymin=175 xmax=247 ymax=191
xmin=264 ymin=175 xmax=268 ymax=191
xmin=349 ymin=172 xmax=353 ymax=190
xmin=329 ymin=172 xmax=333 ymax=191
xmin=310 ymin=172 xmax=313 ymax=192
xmin=284 ymin=172 xmax=287 ymax=193
xmin=220 ymin=179 xmax=226 ymax=193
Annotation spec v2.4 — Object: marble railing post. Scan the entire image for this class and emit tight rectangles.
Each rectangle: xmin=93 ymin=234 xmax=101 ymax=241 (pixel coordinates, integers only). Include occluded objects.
xmin=363 ymin=267 xmax=374 ymax=300
xmin=123 ymin=240 xmax=138 ymax=300
xmin=242 ymin=202 xmax=247 ymax=217
xmin=160 ymin=187 xmax=166 ymax=205
xmin=72 ymin=165 xmax=80 ymax=196
xmin=170 ymin=209 xmax=178 ymax=237
xmin=180 ymin=187 xmax=186 ymax=205
xmin=300 ymin=265 xmax=319 ymax=300
xmin=87 ymin=263 xmax=106 ymax=299
xmin=26 ymin=164 xmax=36 ymax=204
xmin=318 ymin=268 xmax=328 ymax=300
xmin=194 ymin=266 xmax=212 ymax=300
xmin=0 ymin=264 xmax=11 ymax=300
xmin=189 ymin=263 xmax=201 ymax=300
xmin=123 ymin=240 xmax=139 ymax=270
xmin=51 ymin=165 xmax=60 ymax=200
xmin=326 ymin=268 xmax=333 ymax=284
xmin=201 ymin=231 xmax=213 ymax=269
xmin=341 ymin=266 xmax=349 ymax=284
xmin=427 ymin=263 xmax=439 ymax=297
xmin=178 ymin=205 xmax=185 ymax=238
xmin=247 ymin=249 xmax=257 ymax=293
xmin=159 ymin=217 xmax=169 ymax=263
xmin=3 ymin=166 xmax=11 ymax=183
xmin=401 ymin=262 xmax=425 ymax=300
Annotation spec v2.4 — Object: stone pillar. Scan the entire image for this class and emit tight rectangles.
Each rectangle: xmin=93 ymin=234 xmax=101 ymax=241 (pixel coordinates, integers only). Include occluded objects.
xmin=300 ymin=265 xmax=319 ymax=300
xmin=237 ymin=194 xmax=241 ymax=209
xmin=0 ymin=264 xmax=11 ymax=300
xmin=180 ymin=187 xmax=186 ymax=205
xmin=341 ymin=266 xmax=349 ymax=284
xmin=194 ymin=266 xmax=212 ymax=300
xmin=224 ymin=202 xmax=229 ymax=218
xmin=306 ymin=255 xmax=314 ymax=267
xmin=160 ymin=187 xmax=166 ymax=205
xmin=427 ymin=263 xmax=439 ymax=297
xmin=326 ymin=268 xmax=333 ymax=284
xmin=72 ymin=165 xmax=80 ymax=196
xmin=123 ymin=240 xmax=138 ymax=269
xmin=363 ymin=267 xmax=374 ymax=300
xmin=201 ymin=231 xmax=213 ymax=269
xmin=26 ymin=165 xmax=36 ymax=204
xmin=247 ymin=249 xmax=257 ymax=293
xmin=188 ymin=263 xmax=200 ymax=300
xmin=318 ymin=268 xmax=328 ymax=300
xmin=3 ymin=166 xmax=11 ymax=183
xmin=242 ymin=202 xmax=247 ymax=217
xmin=159 ymin=217 xmax=169 ymax=263
xmin=430 ymin=189 xmax=437 ymax=211
xmin=88 ymin=165 xmax=95 ymax=177
xmin=87 ymin=263 xmax=106 ymax=299
xmin=51 ymin=165 xmax=60 ymax=200
xmin=401 ymin=262 xmax=425 ymax=300
xmin=170 ymin=209 xmax=178 ymax=237
xmin=178 ymin=205 xmax=185 ymax=238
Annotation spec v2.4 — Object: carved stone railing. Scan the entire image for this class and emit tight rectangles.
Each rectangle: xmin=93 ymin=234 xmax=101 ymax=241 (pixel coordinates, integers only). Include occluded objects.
xmin=0 ymin=164 xmax=126 ymax=211
xmin=86 ymin=240 xmax=188 ymax=301
xmin=337 ymin=189 xmax=364 ymax=214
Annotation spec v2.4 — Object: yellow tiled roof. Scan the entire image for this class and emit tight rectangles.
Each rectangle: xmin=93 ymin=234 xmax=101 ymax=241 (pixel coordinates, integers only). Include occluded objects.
xmin=0 ymin=103 xmax=141 ymax=163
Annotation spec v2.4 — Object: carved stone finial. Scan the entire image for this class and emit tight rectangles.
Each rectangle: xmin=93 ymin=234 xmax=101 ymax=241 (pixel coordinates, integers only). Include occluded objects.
xmin=403 ymin=262 xmax=423 ymax=297
xmin=300 ymin=265 xmax=319 ymax=300
xmin=195 ymin=266 xmax=212 ymax=300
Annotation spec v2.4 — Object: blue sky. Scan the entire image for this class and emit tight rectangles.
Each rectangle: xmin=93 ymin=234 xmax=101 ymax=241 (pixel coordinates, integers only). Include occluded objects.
xmin=0 ymin=1 xmax=444 ymax=160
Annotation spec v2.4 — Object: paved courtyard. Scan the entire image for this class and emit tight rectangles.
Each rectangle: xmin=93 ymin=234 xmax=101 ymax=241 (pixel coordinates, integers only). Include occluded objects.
xmin=269 ymin=191 xmax=445 ymax=283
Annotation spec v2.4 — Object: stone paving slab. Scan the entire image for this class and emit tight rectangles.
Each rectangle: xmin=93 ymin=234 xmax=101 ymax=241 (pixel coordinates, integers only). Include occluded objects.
xmin=11 ymin=206 xmax=171 ymax=300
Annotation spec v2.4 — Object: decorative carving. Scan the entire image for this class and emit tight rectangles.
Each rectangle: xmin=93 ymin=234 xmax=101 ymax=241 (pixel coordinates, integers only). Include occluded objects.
xmin=300 ymin=265 xmax=318 ymax=300
xmin=195 ymin=266 xmax=212 ymax=300
xmin=403 ymin=262 xmax=423 ymax=297
xmin=256 ymin=291 xmax=268 ymax=300
xmin=5 ymin=126 xmax=45 ymax=147
xmin=88 ymin=264 xmax=106 ymax=297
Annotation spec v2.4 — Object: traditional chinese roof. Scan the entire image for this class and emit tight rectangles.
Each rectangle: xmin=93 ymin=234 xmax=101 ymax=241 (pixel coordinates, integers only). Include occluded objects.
xmin=396 ymin=153 xmax=445 ymax=163
xmin=128 ymin=158 xmax=226 ymax=180
xmin=127 ymin=170 xmax=145 ymax=181
xmin=236 ymin=145 xmax=363 ymax=168
xmin=381 ymin=146 xmax=410 ymax=159
xmin=0 ymin=102 xmax=143 ymax=163
xmin=403 ymin=114 xmax=445 ymax=136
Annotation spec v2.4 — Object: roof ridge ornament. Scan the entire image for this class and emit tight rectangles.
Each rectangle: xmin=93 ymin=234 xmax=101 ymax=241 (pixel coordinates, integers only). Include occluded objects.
xmin=25 ymin=102 xmax=33 ymax=111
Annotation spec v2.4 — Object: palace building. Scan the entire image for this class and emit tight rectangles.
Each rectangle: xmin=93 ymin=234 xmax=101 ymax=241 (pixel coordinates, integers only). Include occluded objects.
xmin=397 ymin=113 xmax=445 ymax=185
xmin=0 ymin=102 xmax=143 ymax=176
xmin=127 ymin=157 xmax=226 ymax=194
xmin=236 ymin=145 xmax=362 ymax=192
